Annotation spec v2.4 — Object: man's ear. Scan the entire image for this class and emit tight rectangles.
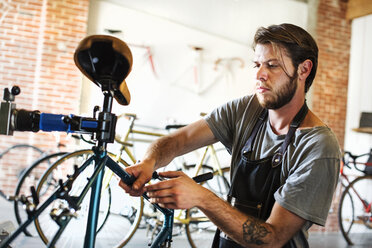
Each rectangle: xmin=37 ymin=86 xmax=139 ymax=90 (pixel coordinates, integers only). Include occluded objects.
xmin=298 ymin=59 xmax=313 ymax=81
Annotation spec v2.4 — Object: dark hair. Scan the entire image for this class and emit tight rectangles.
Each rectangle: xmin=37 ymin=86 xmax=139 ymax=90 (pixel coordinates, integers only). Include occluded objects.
xmin=253 ymin=23 xmax=318 ymax=93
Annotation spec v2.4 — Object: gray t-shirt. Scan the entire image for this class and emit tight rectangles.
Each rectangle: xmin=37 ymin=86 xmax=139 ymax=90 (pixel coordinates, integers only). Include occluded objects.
xmin=205 ymin=94 xmax=340 ymax=247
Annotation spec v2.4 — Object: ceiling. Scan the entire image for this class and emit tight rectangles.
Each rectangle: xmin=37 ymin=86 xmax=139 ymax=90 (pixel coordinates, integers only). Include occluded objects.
xmin=101 ymin=0 xmax=309 ymax=46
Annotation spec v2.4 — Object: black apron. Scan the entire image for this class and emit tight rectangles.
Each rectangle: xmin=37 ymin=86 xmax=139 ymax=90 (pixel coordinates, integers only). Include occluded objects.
xmin=212 ymin=103 xmax=308 ymax=248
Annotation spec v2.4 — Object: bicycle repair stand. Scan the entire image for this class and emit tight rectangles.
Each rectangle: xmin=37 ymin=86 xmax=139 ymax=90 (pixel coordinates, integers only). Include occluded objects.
xmin=0 ymin=35 xmax=174 ymax=248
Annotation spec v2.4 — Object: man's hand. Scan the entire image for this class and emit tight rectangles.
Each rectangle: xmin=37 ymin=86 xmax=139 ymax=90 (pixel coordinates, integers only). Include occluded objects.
xmin=144 ymin=171 xmax=209 ymax=209
xmin=118 ymin=159 xmax=155 ymax=196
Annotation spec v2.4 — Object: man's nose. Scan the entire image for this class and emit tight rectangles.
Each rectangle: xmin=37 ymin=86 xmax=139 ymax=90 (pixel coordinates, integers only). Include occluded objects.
xmin=256 ymin=66 xmax=268 ymax=81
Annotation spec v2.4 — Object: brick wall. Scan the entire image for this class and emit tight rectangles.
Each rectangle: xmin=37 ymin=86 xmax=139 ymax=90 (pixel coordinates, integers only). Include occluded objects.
xmin=310 ymin=0 xmax=351 ymax=232
xmin=312 ymin=0 xmax=350 ymax=149
xmin=0 ymin=0 xmax=89 ymax=195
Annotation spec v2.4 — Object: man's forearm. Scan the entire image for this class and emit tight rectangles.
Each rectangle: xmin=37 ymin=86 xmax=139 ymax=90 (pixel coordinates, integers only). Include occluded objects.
xmin=144 ymin=135 xmax=181 ymax=170
xmin=197 ymin=190 xmax=278 ymax=248
xmin=144 ymin=119 xmax=216 ymax=170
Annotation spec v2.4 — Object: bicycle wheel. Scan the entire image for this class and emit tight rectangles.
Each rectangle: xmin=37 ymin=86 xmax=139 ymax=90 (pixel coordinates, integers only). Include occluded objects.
xmin=200 ymin=165 xmax=230 ymax=197
xmin=13 ymin=152 xmax=67 ymax=237
xmin=203 ymin=147 xmax=231 ymax=197
xmin=0 ymin=144 xmax=44 ymax=161
xmin=338 ymin=175 xmax=372 ymax=245
xmin=0 ymin=144 xmax=45 ymax=195
xmin=34 ymin=149 xmax=144 ymax=248
xmin=185 ymin=207 xmax=216 ymax=248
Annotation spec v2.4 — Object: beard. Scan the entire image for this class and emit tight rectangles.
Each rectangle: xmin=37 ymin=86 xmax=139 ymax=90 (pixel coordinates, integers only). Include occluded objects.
xmin=257 ymin=72 xmax=298 ymax=109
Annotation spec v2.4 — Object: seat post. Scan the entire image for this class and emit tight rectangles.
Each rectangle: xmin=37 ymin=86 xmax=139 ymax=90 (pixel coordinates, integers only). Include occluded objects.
xmin=96 ymin=82 xmax=116 ymax=149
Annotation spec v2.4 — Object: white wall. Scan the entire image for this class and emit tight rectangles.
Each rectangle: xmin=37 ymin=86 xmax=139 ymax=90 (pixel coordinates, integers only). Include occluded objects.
xmin=344 ymin=14 xmax=372 ymax=154
xmin=81 ymin=0 xmax=308 ymax=129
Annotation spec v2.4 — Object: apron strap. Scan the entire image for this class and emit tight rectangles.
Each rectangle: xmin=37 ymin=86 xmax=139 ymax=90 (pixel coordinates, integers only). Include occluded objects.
xmin=272 ymin=102 xmax=308 ymax=167
xmin=211 ymin=228 xmax=221 ymax=248
xmin=241 ymin=108 xmax=268 ymax=155
xmin=241 ymin=102 xmax=308 ymax=159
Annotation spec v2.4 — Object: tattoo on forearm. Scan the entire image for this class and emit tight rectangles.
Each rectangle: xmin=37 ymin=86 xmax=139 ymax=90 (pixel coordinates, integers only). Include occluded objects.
xmin=242 ymin=217 xmax=271 ymax=245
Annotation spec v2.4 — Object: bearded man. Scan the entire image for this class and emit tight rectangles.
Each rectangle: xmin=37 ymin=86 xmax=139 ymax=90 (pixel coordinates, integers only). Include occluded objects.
xmin=120 ymin=23 xmax=340 ymax=248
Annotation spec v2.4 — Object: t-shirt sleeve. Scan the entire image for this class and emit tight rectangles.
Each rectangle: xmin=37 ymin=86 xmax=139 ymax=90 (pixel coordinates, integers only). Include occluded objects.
xmin=204 ymin=98 xmax=241 ymax=153
xmin=274 ymin=128 xmax=341 ymax=226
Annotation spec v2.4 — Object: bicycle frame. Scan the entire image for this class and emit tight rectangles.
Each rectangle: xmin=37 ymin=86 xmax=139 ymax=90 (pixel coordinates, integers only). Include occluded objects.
xmin=338 ymin=151 xmax=372 ymax=245
xmin=341 ymin=152 xmax=372 ymax=211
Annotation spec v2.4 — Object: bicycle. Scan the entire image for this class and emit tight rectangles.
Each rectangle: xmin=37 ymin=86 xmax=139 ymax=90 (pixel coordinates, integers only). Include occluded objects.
xmin=100 ymin=112 xmax=231 ymax=247
xmin=114 ymin=113 xmax=230 ymax=247
xmin=0 ymin=35 xmax=213 ymax=248
xmin=10 ymin=112 xmax=229 ymax=247
xmin=170 ymin=45 xmax=245 ymax=95
xmin=338 ymin=150 xmax=372 ymax=245
xmin=115 ymin=113 xmax=230 ymax=197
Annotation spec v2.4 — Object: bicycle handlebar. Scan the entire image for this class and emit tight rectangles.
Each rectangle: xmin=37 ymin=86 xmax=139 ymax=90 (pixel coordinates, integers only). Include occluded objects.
xmin=342 ymin=150 xmax=372 ymax=172
xmin=165 ymin=124 xmax=186 ymax=130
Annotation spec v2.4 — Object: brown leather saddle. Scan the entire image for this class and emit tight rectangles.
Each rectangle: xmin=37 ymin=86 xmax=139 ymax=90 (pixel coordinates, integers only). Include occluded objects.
xmin=74 ymin=35 xmax=133 ymax=105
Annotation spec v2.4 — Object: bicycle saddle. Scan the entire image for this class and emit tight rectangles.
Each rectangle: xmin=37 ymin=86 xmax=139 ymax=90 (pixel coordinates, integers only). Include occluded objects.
xmin=74 ymin=35 xmax=133 ymax=105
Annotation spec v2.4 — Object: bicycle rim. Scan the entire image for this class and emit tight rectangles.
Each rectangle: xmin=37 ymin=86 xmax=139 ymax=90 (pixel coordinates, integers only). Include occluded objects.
xmin=203 ymin=148 xmax=231 ymax=197
xmin=338 ymin=175 xmax=372 ymax=245
xmin=13 ymin=152 xmax=67 ymax=237
xmin=185 ymin=207 xmax=216 ymax=248
xmin=0 ymin=144 xmax=45 ymax=200
xmin=201 ymin=165 xmax=230 ymax=198
xmin=34 ymin=149 xmax=144 ymax=248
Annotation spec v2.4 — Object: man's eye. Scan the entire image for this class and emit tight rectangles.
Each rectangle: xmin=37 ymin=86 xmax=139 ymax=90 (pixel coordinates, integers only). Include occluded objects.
xmin=253 ymin=64 xmax=260 ymax=68
xmin=268 ymin=64 xmax=278 ymax=68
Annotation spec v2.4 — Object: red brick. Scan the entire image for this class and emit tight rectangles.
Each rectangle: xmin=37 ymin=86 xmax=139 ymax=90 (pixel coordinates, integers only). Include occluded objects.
xmin=0 ymin=0 xmax=88 ymax=195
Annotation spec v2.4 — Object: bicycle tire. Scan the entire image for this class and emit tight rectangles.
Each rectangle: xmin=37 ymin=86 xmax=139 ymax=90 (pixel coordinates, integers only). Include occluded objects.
xmin=0 ymin=144 xmax=45 ymax=178
xmin=182 ymin=162 xmax=230 ymax=197
xmin=185 ymin=165 xmax=229 ymax=248
xmin=13 ymin=152 xmax=67 ymax=237
xmin=34 ymin=149 xmax=144 ymax=248
xmin=185 ymin=207 xmax=216 ymax=248
xmin=0 ymin=144 xmax=44 ymax=159
xmin=338 ymin=175 xmax=372 ymax=245
xmin=0 ymin=144 xmax=46 ymax=197
xmin=203 ymin=147 xmax=231 ymax=197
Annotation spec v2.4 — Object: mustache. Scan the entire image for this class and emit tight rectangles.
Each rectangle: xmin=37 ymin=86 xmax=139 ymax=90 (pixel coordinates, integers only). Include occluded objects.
xmin=256 ymin=82 xmax=270 ymax=89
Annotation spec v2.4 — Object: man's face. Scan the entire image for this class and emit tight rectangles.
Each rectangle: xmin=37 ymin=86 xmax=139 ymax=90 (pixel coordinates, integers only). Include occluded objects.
xmin=253 ymin=43 xmax=298 ymax=109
